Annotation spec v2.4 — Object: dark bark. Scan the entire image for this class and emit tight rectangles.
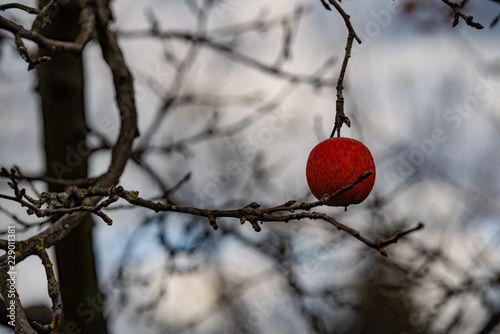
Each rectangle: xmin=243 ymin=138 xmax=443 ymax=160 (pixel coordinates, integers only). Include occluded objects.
xmin=37 ymin=1 xmax=108 ymax=333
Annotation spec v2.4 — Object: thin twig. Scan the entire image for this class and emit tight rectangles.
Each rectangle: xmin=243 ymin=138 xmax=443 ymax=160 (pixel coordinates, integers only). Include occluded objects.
xmin=326 ymin=0 xmax=361 ymax=138
xmin=0 ymin=192 xmax=118 ymax=225
xmin=118 ymin=30 xmax=338 ymax=88
xmin=162 ymin=172 xmax=191 ymax=199
xmin=0 ymin=3 xmax=95 ymax=55
xmin=0 ymin=3 xmax=39 ymax=14
xmin=442 ymin=0 xmax=484 ymax=29
xmin=12 ymin=165 xmax=40 ymax=198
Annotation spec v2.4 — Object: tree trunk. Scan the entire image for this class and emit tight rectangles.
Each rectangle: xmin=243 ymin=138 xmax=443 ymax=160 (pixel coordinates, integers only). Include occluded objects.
xmin=37 ymin=1 xmax=108 ymax=333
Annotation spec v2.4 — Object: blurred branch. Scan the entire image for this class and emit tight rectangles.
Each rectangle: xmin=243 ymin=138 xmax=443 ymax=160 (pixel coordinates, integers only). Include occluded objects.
xmin=477 ymin=311 xmax=500 ymax=334
xmin=0 ymin=204 xmax=32 ymax=230
xmin=126 ymin=4 xmax=334 ymax=159
xmin=491 ymin=11 xmax=500 ymax=28
xmin=488 ymin=0 xmax=500 ymax=28
xmin=374 ymin=222 xmax=425 ymax=250
xmin=161 ymin=172 xmax=191 ymax=199
xmin=273 ymin=6 xmax=303 ymax=68
xmin=320 ymin=0 xmax=331 ymax=11
xmin=118 ymin=30 xmax=337 ymax=87
xmin=0 ymin=3 xmax=39 ymax=14
xmin=133 ymin=4 xmax=210 ymax=150
xmin=208 ymin=5 xmax=310 ymax=36
xmin=144 ymin=83 xmax=297 ymax=158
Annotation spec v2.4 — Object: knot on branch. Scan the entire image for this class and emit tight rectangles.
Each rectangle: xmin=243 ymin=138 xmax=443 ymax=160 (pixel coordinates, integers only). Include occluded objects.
xmin=331 ymin=113 xmax=351 ymax=138
xmin=238 ymin=205 xmax=263 ymax=232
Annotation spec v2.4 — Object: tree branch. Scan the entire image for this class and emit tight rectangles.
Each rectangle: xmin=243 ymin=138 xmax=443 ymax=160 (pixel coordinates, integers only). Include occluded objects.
xmin=118 ymin=30 xmax=337 ymax=87
xmin=0 ymin=0 xmax=138 ymax=267
xmin=92 ymin=0 xmax=139 ymax=190
xmin=0 ymin=3 xmax=39 ymax=14
xmin=0 ymin=3 xmax=95 ymax=70
xmin=0 ymin=170 xmax=423 ymax=266
xmin=326 ymin=0 xmax=361 ymax=138
xmin=31 ymin=249 xmax=62 ymax=333
xmin=442 ymin=0 xmax=484 ymax=29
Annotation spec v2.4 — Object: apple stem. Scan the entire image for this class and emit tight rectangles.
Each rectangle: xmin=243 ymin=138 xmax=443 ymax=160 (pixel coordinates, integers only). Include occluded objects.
xmin=326 ymin=1 xmax=360 ymax=139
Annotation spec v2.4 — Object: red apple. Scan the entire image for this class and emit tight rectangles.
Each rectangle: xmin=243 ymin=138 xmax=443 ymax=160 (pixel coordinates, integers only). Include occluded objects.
xmin=306 ymin=137 xmax=375 ymax=208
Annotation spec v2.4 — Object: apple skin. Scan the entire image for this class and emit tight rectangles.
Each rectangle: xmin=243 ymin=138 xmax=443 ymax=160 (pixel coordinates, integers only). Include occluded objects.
xmin=306 ymin=137 xmax=376 ymax=207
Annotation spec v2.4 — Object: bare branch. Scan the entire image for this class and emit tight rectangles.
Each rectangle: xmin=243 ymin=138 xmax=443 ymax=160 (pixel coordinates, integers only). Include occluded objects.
xmin=326 ymin=0 xmax=361 ymax=138
xmin=32 ymin=249 xmax=62 ymax=333
xmin=15 ymin=33 xmax=51 ymax=71
xmin=0 ymin=170 xmax=423 ymax=268
xmin=92 ymin=0 xmax=139 ymax=190
xmin=0 ymin=170 xmax=119 ymax=225
xmin=0 ymin=3 xmax=95 ymax=57
xmin=77 ymin=171 xmax=421 ymax=255
xmin=442 ymin=0 xmax=484 ymax=29
xmin=0 ymin=3 xmax=39 ymax=14
xmin=118 ymin=30 xmax=337 ymax=87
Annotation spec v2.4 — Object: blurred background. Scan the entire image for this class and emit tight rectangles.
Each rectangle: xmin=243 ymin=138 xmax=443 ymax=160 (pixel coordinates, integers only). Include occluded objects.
xmin=1 ymin=0 xmax=500 ymax=333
